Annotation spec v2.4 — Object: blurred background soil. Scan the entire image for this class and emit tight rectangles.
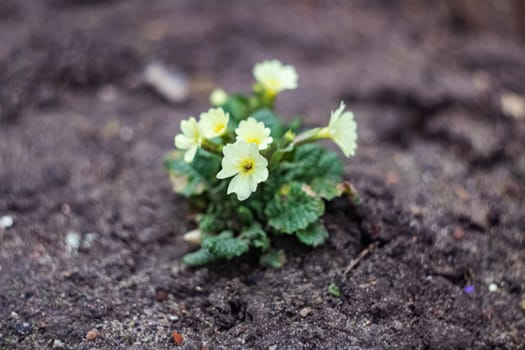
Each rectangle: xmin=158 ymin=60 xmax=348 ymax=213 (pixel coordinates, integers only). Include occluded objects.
xmin=0 ymin=1 xmax=524 ymax=349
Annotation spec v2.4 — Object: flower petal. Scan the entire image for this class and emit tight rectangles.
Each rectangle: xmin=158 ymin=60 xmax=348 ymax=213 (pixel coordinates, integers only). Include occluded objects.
xmin=217 ymin=157 xmax=238 ymax=179
xmin=184 ymin=146 xmax=198 ymax=163
xmin=227 ymin=174 xmax=252 ymax=201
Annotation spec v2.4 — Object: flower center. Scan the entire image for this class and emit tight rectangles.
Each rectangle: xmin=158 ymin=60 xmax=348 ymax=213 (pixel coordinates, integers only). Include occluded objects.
xmin=214 ymin=123 xmax=225 ymax=133
xmin=239 ymin=159 xmax=255 ymax=174
xmin=246 ymin=137 xmax=261 ymax=145
xmin=265 ymin=78 xmax=281 ymax=92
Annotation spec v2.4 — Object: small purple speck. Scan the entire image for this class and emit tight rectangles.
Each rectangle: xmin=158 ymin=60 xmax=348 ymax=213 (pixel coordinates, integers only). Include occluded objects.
xmin=463 ymin=285 xmax=475 ymax=294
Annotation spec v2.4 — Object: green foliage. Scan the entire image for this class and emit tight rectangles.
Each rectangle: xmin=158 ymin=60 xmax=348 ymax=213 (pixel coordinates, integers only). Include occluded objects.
xmin=296 ymin=222 xmax=329 ymax=246
xmin=221 ymin=94 xmax=251 ymax=122
xmin=265 ymin=182 xmax=325 ymax=234
xmin=167 ymin=61 xmax=359 ymax=267
xmin=183 ymin=248 xmax=218 ymax=266
xmin=202 ymin=231 xmax=249 ymax=260
xmin=164 ymin=151 xmax=221 ymax=197
xmin=240 ymin=223 xmax=270 ymax=251
xmin=259 ymin=249 xmax=286 ymax=268
xmin=328 ymin=283 xmax=341 ymax=297
xmin=283 ymin=144 xmax=343 ymax=200
xmin=198 ymin=211 xmax=225 ymax=233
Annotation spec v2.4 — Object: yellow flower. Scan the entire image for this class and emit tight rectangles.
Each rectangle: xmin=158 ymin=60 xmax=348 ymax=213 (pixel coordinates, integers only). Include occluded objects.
xmin=318 ymin=102 xmax=358 ymax=157
xmin=174 ymin=117 xmax=202 ymax=163
xmin=253 ymin=59 xmax=298 ymax=96
xmin=216 ymin=141 xmax=269 ymax=201
xmin=210 ymin=88 xmax=228 ymax=106
xmin=199 ymin=108 xmax=230 ymax=139
xmin=235 ymin=117 xmax=273 ymax=150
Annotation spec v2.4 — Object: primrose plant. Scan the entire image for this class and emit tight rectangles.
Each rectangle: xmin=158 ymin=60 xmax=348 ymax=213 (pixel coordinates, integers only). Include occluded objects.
xmin=165 ymin=59 xmax=358 ymax=267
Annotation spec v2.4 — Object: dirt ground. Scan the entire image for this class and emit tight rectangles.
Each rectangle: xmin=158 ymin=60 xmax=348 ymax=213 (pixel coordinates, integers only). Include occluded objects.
xmin=1 ymin=1 xmax=525 ymax=349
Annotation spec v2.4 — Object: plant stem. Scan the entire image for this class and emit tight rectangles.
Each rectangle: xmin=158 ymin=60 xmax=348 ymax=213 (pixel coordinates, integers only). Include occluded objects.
xmin=201 ymin=139 xmax=223 ymax=155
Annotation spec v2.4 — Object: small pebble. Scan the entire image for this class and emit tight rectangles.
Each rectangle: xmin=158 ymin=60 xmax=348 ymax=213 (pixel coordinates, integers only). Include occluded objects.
xmin=119 ymin=126 xmax=134 ymax=142
xmin=501 ymin=92 xmax=525 ymax=120
xmin=81 ymin=233 xmax=98 ymax=250
xmin=61 ymin=204 xmax=71 ymax=214
xmin=299 ymin=307 xmax=312 ymax=318
xmin=144 ymin=63 xmax=189 ymax=103
xmin=172 ymin=331 xmax=184 ymax=346
xmin=488 ymin=283 xmax=498 ymax=293
xmin=65 ymin=231 xmax=81 ymax=253
xmin=15 ymin=322 xmax=32 ymax=336
xmin=155 ymin=289 xmax=169 ymax=302
xmin=98 ymin=85 xmax=118 ymax=102
xmin=0 ymin=215 xmax=14 ymax=229
xmin=453 ymin=227 xmax=465 ymax=241
xmin=85 ymin=329 xmax=99 ymax=341
xmin=463 ymin=285 xmax=475 ymax=294
xmin=183 ymin=229 xmax=202 ymax=245
xmin=52 ymin=339 xmax=65 ymax=349
xmin=519 ymin=297 xmax=525 ymax=312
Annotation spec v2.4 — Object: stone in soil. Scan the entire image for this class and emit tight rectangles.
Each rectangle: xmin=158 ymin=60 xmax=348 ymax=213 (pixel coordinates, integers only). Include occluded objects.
xmin=14 ymin=322 xmax=32 ymax=336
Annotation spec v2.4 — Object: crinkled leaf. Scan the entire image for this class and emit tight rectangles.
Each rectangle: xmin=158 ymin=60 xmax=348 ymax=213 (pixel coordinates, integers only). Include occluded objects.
xmin=296 ymin=222 xmax=329 ymax=247
xmin=252 ymin=108 xmax=285 ymax=138
xmin=164 ymin=150 xmax=221 ymax=197
xmin=240 ymin=223 xmax=270 ymax=251
xmin=311 ymin=178 xmax=340 ymax=200
xmin=259 ymin=249 xmax=286 ymax=268
xmin=202 ymin=231 xmax=249 ymax=259
xmin=237 ymin=206 xmax=254 ymax=226
xmin=199 ymin=211 xmax=225 ymax=233
xmin=265 ymin=182 xmax=325 ymax=234
xmin=280 ymin=144 xmax=343 ymax=199
xmin=183 ymin=248 xmax=219 ymax=266
xmin=284 ymin=144 xmax=343 ymax=184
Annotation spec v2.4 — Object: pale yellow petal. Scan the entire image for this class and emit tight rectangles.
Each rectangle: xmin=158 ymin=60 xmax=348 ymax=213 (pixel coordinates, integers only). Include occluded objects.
xmin=184 ymin=145 xmax=198 ymax=163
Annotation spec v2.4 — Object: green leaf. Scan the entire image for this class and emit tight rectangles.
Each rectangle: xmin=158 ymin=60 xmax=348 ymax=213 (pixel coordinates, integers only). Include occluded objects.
xmin=259 ymin=249 xmax=285 ymax=268
xmin=252 ymin=108 xmax=285 ymax=139
xmin=183 ymin=248 xmax=219 ymax=266
xmin=199 ymin=211 xmax=225 ymax=233
xmin=281 ymin=144 xmax=343 ymax=199
xmin=240 ymin=223 xmax=270 ymax=251
xmin=310 ymin=178 xmax=340 ymax=200
xmin=237 ymin=206 xmax=254 ymax=226
xmin=202 ymin=231 xmax=249 ymax=259
xmin=288 ymin=116 xmax=302 ymax=132
xmin=296 ymin=222 xmax=329 ymax=247
xmin=164 ymin=150 xmax=221 ymax=197
xmin=284 ymin=144 xmax=343 ymax=184
xmin=265 ymin=182 xmax=325 ymax=234
xmin=222 ymin=93 xmax=251 ymax=122
xmin=328 ymin=283 xmax=341 ymax=297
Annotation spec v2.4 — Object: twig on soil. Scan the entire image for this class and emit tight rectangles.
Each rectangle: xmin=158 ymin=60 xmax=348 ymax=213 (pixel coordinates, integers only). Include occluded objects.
xmin=344 ymin=241 xmax=380 ymax=275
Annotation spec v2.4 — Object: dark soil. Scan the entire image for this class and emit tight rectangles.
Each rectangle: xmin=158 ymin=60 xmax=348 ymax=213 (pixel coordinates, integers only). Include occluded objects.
xmin=1 ymin=1 xmax=525 ymax=349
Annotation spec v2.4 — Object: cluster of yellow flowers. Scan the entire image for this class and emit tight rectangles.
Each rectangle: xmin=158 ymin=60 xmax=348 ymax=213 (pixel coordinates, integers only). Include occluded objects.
xmin=174 ymin=108 xmax=229 ymax=162
xmin=174 ymin=60 xmax=358 ymax=201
